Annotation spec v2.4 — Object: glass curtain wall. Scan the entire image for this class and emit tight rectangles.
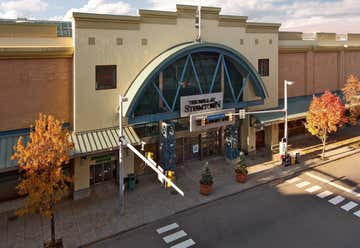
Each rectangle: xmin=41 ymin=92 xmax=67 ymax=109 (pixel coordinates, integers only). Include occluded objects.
xmin=133 ymin=52 xmax=246 ymax=117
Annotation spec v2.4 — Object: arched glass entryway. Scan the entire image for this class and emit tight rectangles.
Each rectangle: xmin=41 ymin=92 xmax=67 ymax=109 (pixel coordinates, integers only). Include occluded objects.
xmin=124 ymin=42 xmax=268 ymax=124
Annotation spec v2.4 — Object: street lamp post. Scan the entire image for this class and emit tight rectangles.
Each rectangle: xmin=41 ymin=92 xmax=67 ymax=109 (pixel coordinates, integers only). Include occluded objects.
xmin=284 ymin=80 xmax=294 ymax=157
xmin=118 ymin=95 xmax=128 ymax=215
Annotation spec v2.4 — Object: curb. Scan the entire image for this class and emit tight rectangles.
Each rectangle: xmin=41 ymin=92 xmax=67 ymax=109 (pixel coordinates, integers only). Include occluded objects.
xmin=81 ymin=148 xmax=359 ymax=247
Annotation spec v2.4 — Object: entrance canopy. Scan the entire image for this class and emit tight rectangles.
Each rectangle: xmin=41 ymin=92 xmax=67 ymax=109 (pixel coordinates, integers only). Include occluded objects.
xmin=123 ymin=42 xmax=268 ymax=124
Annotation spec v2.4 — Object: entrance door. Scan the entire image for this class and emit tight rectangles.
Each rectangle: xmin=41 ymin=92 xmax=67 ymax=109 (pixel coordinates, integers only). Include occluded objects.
xmin=90 ymin=161 xmax=116 ymax=185
xmin=183 ymin=136 xmax=201 ymax=161
xmin=256 ymin=130 xmax=265 ymax=148
xmin=201 ymin=128 xmax=221 ymax=159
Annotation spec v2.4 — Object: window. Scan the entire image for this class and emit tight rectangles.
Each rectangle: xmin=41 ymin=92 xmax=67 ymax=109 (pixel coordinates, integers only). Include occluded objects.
xmin=96 ymin=65 xmax=117 ymax=90
xmin=258 ymin=59 xmax=269 ymax=77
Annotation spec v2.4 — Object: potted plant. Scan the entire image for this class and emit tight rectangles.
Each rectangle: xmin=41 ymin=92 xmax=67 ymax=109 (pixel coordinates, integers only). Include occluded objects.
xmin=234 ymin=161 xmax=248 ymax=183
xmin=200 ymin=162 xmax=213 ymax=195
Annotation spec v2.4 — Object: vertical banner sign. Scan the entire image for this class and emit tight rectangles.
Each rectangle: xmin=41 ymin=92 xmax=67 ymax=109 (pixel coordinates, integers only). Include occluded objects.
xmin=180 ymin=92 xmax=223 ymax=117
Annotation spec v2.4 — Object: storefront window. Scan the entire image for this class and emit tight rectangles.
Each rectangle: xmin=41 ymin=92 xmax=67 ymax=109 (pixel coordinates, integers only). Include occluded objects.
xmin=89 ymin=160 xmax=116 ymax=185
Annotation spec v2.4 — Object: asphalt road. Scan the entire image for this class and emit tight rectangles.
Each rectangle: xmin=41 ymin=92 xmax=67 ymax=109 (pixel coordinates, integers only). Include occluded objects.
xmin=92 ymin=154 xmax=360 ymax=248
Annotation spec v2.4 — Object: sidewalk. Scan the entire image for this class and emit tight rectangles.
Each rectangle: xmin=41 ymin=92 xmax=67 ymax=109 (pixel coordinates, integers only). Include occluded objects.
xmin=1 ymin=127 xmax=360 ymax=248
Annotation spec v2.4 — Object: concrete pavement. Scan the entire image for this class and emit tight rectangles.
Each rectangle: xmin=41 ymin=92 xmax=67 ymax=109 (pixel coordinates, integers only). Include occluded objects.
xmin=94 ymin=153 xmax=360 ymax=248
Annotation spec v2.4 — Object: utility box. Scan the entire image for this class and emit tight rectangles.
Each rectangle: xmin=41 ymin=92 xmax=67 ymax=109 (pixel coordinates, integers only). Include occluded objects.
xmin=279 ymin=138 xmax=287 ymax=156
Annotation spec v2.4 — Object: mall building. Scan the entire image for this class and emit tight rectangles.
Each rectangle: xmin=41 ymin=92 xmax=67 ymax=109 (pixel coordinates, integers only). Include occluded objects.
xmin=1 ymin=4 xmax=360 ymax=200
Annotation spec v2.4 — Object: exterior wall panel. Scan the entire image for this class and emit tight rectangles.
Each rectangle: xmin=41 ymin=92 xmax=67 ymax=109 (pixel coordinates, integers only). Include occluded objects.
xmin=0 ymin=58 xmax=72 ymax=131
xmin=345 ymin=51 xmax=360 ymax=80
xmin=313 ymin=52 xmax=338 ymax=93
xmin=278 ymin=53 xmax=306 ymax=98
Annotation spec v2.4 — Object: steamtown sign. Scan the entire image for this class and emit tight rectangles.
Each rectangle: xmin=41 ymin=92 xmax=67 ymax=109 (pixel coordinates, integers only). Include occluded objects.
xmin=180 ymin=92 xmax=223 ymax=117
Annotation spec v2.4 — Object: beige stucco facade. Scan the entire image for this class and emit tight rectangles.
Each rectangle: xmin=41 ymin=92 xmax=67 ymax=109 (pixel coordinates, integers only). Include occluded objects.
xmin=72 ymin=6 xmax=280 ymax=132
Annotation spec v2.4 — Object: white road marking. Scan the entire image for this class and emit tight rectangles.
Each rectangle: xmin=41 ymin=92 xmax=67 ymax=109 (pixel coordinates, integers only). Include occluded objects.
xmin=286 ymin=177 xmax=301 ymax=184
xmin=170 ymin=239 xmax=196 ymax=248
xmin=296 ymin=181 xmax=310 ymax=188
xmin=306 ymin=185 xmax=322 ymax=193
xmin=305 ymin=172 xmax=360 ymax=197
xmin=354 ymin=210 xmax=360 ymax=217
xmin=163 ymin=230 xmax=187 ymax=244
xmin=317 ymin=190 xmax=333 ymax=199
xmin=329 ymin=196 xmax=345 ymax=205
xmin=156 ymin=223 xmax=179 ymax=234
xmin=341 ymin=201 xmax=358 ymax=211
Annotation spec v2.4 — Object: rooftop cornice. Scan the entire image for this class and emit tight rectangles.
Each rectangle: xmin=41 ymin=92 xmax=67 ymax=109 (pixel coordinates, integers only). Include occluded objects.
xmin=0 ymin=46 xmax=73 ymax=58
xmin=138 ymin=9 xmax=177 ymax=25
xmin=246 ymin=22 xmax=281 ymax=33
xmin=219 ymin=15 xmax=248 ymax=27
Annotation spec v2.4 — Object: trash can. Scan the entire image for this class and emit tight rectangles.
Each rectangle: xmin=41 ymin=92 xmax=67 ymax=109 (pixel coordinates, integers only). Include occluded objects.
xmin=127 ymin=173 xmax=136 ymax=191
xmin=295 ymin=152 xmax=300 ymax=164
xmin=290 ymin=154 xmax=296 ymax=165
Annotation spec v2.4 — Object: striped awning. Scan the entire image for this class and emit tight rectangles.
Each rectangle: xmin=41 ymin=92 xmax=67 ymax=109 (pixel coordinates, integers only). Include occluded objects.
xmin=70 ymin=126 xmax=141 ymax=157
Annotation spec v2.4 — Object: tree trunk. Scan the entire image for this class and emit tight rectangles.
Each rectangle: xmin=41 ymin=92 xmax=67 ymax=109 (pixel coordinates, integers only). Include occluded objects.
xmin=321 ymin=135 xmax=327 ymax=160
xmin=51 ymin=213 xmax=56 ymax=244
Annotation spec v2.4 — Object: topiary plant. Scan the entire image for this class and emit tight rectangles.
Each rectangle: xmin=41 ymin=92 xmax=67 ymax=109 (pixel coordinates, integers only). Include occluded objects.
xmin=200 ymin=162 xmax=213 ymax=185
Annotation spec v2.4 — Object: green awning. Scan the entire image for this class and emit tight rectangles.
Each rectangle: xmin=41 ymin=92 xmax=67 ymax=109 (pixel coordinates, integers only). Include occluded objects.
xmin=253 ymin=95 xmax=313 ymax=126
xmin=0 ymin=126 xmax=140 ymax=170
xmin=70 ymin=126 xmax=141 ymax=157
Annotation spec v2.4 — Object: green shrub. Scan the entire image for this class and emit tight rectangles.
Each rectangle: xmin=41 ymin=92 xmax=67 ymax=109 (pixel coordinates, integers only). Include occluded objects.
xmin=235 ymin=162 xmax=248 ymax=176
xmin=200 ymin=162 xmax=213 ymax=185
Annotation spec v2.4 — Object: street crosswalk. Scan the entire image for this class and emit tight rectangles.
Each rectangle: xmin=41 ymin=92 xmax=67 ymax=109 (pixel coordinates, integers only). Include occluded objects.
xmin=286 ymin=174 xmax=360 ymax=219
xmin=156 ymin=222 xmax=196 ymax=248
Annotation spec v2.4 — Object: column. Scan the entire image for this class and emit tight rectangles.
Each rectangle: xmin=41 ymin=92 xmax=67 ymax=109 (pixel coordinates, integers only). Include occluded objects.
xmin=73 ymin=157 xmax=91 ymax=200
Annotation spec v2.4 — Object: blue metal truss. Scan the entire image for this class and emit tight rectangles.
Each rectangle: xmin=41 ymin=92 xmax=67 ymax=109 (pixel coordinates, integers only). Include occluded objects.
xmin=126 ymin=42 xmax=268 ymax=124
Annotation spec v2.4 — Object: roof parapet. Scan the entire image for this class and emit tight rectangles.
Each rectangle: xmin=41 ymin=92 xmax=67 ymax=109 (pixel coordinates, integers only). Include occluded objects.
xmin=246 ymin=22 xmax=281 ymax=33
xmin=347 ymin=33 xmax=360 ymax=41
xmin=279 ymin=32 xmax=303 ymax=40
xmin=138 ymin=9 xmax=177 ymax=24
xmin=315 ymin=32 xmax=336 ymax=41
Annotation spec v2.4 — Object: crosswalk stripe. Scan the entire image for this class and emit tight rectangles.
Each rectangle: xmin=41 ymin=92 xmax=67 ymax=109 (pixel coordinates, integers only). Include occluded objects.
xmin=329 ymin=195 xmax=345 ymax=205
xmin=354 ymin=210 xmax=360 ymax=217
xmin=305 ymin=172 xmax=360 ymax=197
xmin=306 ymin=185 xmax=322 ymax=193
xmin=317 ymin=190 xmax=333 ymax=199
xmin=163 ymin=230 xmax=187 ymax=244
xmin=156 ymin=223 xmax=179 ymax=234
xmin=341 ymin=201 xmax=358 ymax=211
xmin=170 ymin=239 xmax=196 ymax=248
xmin=286 ymin=177 xmax=301 ymax=184
xmin=296 ymin=181 xmax=310 ymax=188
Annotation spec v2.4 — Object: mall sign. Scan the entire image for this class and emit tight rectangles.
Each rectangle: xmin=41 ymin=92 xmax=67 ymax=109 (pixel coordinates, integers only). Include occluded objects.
xmin=180 ymin=92 xmax=223 ymax=117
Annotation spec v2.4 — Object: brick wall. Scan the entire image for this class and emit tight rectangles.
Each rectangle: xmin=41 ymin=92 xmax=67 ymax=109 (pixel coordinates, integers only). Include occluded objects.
xmin=0 ymin=58 xmax=72 ymax=131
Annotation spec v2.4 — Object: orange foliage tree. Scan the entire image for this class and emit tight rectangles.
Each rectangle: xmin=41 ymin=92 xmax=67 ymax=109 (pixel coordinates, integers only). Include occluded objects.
xmin=12 ymin=114 xmax=73 ymax=247
xmin=342 ymin=74 xmax=360 ymax=125
xmin=305 ymin=91 xmax=347 ymax=159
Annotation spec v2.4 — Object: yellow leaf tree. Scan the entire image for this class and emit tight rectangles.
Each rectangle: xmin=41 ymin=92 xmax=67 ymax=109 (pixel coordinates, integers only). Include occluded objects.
xmin=305 ymin=91 xmax=347 ymax=159
xmin=12 ymin=114 xmax=73 ymax=247
xmin=342 ymin=74 xmax=360 ymax=125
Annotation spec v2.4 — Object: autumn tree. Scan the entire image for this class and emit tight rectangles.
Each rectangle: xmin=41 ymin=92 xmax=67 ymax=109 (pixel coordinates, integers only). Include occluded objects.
xmin=305 ymin=91 xmax=347 ymax=159
xmin=12 ymin=114 xmax=73 ymax=248
xmin=342 ymin=74 xmax=360 ymax=125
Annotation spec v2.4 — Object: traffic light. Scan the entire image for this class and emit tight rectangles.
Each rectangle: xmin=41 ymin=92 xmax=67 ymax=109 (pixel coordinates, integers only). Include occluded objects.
xmin=165 ymin=170 xmax=175 ymax=188
xmin=201 ymin=116 xmax=206 ymax=127
xmin=228 ymin=113 xmax=233 ymax=122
